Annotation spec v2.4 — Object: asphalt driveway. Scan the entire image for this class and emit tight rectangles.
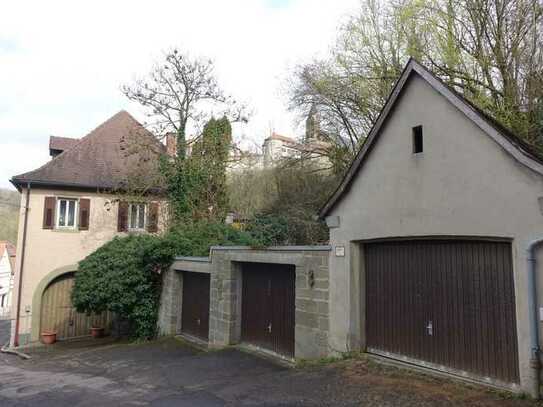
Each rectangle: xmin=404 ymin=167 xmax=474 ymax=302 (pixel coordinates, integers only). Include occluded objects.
xmin=0 ymin=319 xmax=10 ymax=346
xmin=0 ymin=337 xmax=540 ymax=406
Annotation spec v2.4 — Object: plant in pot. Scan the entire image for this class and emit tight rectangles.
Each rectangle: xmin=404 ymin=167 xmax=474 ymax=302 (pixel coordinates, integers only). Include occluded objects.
xmin=41 ymin=331 xmax=57 ymax=345
xmin=90 ymin=326 xmax=105 ymax=338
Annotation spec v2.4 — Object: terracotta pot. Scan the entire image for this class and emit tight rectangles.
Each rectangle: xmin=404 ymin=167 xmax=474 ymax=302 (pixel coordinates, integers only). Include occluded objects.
xmin=90 ymin=327 xmax=105 ymax=338
xmin=41 ymin=331 xmax=57 ymax=345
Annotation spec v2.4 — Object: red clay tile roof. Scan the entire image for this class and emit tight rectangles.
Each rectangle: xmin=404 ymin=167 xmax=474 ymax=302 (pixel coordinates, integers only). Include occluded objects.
xmin=265 ymin=133 xmax=298 ymax=144
xmin=49 ymin=136 xmax=80 ymax=153
xmin=11 ymin=111 xmax=166 ymax=191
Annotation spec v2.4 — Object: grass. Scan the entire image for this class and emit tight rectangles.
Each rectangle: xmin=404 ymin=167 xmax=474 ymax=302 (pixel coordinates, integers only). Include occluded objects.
xmin=296 ymin=350 xmax=365 ymax=368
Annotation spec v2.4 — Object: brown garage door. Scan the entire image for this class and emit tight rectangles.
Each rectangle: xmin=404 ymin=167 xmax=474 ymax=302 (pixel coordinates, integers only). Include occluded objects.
xmin=41 ymin=273 xmax=111 ymax=340
xmin=181 ymin=272 xmax=210 ymax=340
xmin=365 ymin=239 xmax=519 ymax=384
xmin=241 ymin=263 xmax=295 ymax=358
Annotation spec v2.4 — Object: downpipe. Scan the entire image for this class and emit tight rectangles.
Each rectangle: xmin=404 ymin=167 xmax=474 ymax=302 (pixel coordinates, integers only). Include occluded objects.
xmin=13 ymin=183 xmax=31 ymax=347
xmin=527 ymin=239 xmax=543 ymax=399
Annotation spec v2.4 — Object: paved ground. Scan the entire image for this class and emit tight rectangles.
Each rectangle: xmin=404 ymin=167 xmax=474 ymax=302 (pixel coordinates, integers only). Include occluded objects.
xmin=0 ymin=337 xmax=540 ymax=406
xmin=0 ymin=319 xmax=10 ymax=346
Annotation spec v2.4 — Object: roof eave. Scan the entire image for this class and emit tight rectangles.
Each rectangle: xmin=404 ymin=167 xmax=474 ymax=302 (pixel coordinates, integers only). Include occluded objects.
xmin=9 ymin=178 xmax=166 ymax=196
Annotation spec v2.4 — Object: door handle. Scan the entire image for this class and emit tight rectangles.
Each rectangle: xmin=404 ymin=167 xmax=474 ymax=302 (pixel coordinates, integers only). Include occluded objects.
xmin=267 ymin=323 xmax=272 ymax=333
xmin=426 ymin=320 xmax=433 ymax=336
xmin=196 ymin=318 xmax=201 ymax=326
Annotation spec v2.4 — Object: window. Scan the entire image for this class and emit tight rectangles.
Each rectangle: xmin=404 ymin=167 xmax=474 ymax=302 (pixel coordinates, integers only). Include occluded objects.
xmin=129 ymin=203 xmax=146 ymax=231
xmin=412 ymin=125 xmax=423 ymax=154
xmin=56 ymin=198 xmax=78 ymax=228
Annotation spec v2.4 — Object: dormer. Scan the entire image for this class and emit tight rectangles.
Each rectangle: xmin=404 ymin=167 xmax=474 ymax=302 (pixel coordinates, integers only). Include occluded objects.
xmin=49 ymin=136 xmax=79 ymax=158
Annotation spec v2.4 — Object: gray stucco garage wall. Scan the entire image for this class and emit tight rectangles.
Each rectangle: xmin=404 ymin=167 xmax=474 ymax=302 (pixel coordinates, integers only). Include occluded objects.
xmin=158 ymin=246 xmax=331 ymax=360
xmin=325 ymin=72 xmax=543 ymax=394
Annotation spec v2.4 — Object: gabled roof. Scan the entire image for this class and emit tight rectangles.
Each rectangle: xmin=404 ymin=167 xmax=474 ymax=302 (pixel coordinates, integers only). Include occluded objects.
xmin=11 ymin=111 xmax=166 ymax=192
xmin=319 ymin=58 xmax=543 ymax=218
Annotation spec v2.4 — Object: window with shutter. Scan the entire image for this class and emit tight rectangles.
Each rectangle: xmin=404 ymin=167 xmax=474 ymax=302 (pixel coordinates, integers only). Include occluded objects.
xmin=43 ymin=197 xmax=56 ymax=229
xmin=79 ymin=199 xmax=90 ymax=230
xmin=147 ymin=202 xmax=159 ymax=233
xmin=56 ymin=198 xmax=78 ymax=229
xmin=128 ymin=203 xmax=146 ymax=231
xmin=117 ymin=201 xmax=129 ymax=232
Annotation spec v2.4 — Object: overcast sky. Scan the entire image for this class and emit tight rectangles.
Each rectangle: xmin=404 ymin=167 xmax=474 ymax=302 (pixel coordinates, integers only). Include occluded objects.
xmin=0 ymin=0 xmax=359 ymax=190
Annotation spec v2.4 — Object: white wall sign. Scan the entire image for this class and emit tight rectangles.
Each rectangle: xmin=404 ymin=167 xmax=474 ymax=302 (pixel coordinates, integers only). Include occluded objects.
xmin=335 ymin=246 xmax=345 ymax=257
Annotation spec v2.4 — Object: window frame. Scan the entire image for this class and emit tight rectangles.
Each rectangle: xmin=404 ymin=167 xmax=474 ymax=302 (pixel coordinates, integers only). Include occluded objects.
xmin=128 ymin=203 xmax=147 ymax=232
xmin=55 ymin=197 xmax=79 ymax=230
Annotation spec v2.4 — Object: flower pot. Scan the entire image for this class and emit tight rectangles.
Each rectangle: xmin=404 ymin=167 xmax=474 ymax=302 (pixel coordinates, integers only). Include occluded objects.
xmin=41 ymin=331 xmax=57 ymax=345
xmin=90 ymin=327 xmax=105 ymax=338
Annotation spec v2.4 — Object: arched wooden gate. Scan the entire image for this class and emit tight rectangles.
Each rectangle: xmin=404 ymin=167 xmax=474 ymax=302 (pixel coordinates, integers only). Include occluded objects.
xmin=40 ymin=273 xmax=111 ymax=340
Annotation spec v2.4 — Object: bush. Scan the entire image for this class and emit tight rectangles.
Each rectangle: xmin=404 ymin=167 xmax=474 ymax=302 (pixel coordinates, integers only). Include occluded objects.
xmin=245 ymin=214 xmax=290 ymax=247
xmin=72 ymin=222 xmax=257 ymax=339
xmin=72 ymin=235 xmax=168 ymax=339
xmin=164 ymin=220 xmax=256 ymax=257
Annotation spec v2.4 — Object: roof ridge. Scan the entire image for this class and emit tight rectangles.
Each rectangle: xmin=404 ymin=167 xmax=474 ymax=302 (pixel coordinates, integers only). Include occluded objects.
xmin=13 ymin=111 xmax=135 ymax=179
xmin=11 ymin=110 xmax=165 ymax=191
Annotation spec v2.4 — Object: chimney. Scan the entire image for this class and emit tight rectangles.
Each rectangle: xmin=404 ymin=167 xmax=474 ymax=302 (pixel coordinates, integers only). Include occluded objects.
xmin=166 ymin=132 xmax=177 ymax=157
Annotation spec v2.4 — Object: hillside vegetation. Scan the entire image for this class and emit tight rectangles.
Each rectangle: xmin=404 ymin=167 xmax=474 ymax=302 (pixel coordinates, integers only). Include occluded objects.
xmin=0 ymin=188 xmax=20 ymax=244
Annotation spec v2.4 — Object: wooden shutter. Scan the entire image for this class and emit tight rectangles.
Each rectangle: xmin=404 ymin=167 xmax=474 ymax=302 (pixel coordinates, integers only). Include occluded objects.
xmin=147 ymin=202 xmax=159 ymax=233
xmin=79 ymin=199 xmax=90 ymax=231
xmin=43 ymin=197 xmax=56 ymax=229
xmin=117 ymin=201 xmax=128 ymax=232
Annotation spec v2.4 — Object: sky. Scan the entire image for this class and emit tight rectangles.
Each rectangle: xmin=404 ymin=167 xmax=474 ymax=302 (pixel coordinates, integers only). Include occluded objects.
xmin=0 ymin=0 xmax=359 ymax=190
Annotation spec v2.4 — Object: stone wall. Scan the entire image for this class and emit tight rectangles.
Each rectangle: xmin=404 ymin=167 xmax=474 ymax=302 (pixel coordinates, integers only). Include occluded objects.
xmin=157 ymin=246 xmax=331 ymax=360
xmin=157 ymin=267 xmax=183 ymax=336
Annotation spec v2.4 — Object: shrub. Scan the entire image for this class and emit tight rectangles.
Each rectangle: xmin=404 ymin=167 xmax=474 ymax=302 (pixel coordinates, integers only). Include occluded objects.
xmin=72 ymin=222 xmax=257 ymax=339
xmin=72 ymin=235 xmax=168 ymax=339
xmin=245 ymin=214 xmax=290 ymax=246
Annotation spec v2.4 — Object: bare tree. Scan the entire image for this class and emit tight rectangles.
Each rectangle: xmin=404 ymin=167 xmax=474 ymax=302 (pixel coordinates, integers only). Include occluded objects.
xmin=287 ymin=0 xmax=407 ymax=172
xmin=122 ymin=48 xmax=248 ymax=159
xmin=288 ymin=0 xmax=543 ymax=171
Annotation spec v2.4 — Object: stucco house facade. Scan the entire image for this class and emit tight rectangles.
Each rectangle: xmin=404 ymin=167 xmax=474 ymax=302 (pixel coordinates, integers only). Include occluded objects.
xmin=9 ymin=111 xmax=168 ymax=347
xmin=320 ymin=59 xmax=543 ymax=396
xmin=0 ymin=241 xmax=16 ymax=318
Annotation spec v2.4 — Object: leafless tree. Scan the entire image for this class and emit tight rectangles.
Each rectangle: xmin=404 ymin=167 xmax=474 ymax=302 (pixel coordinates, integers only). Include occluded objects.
xmin=288 ymin=0 xmax=543 ymax=170
xmin=122 ymin=48 xmax=248 ymax=159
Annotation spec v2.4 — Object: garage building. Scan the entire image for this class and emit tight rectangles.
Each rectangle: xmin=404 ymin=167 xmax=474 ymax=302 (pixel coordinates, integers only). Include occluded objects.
xmin=158 ymin=246 xmax=330 ymax=360
xmin=321 ymin=59 xmax=543 ymax=396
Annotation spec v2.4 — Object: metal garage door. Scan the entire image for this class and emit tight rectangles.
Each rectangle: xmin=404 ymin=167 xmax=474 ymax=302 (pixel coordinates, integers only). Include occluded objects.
xmin=241 ymin=263 xmax=295 ymax=358
xmin=40 ymin=273 xmax=111 ymax=340
xmin=181 ymin=272 xmax=210 ymax=340
xmin=365 ymin=239 xmax=519 ymax=384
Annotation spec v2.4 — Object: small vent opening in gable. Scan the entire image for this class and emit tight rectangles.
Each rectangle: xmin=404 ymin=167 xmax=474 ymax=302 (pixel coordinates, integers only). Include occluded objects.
xmin=412 ymin=125 xmax=423 ymax=154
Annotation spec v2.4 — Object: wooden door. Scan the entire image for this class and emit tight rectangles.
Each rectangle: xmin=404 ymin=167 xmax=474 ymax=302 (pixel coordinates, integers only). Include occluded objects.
xmin=365 ymin=239 xmax=519 ymax=384
xmin=241 ymin=263 xmax=295 ymax=357
xmin=181 ymin=272 xmax=210 ymax=340
xmin=40 ymin=273 xmax=111 ymax=340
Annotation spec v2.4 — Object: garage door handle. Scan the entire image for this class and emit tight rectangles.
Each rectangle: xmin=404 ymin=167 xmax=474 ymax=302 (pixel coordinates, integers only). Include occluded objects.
xmin=426 ymin=321 xmax=433 ymax=336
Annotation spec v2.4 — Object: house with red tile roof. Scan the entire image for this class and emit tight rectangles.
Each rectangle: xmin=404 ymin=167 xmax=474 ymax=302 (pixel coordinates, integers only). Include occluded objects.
xmin=9 ymin=111 xmax=169 ymax=346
